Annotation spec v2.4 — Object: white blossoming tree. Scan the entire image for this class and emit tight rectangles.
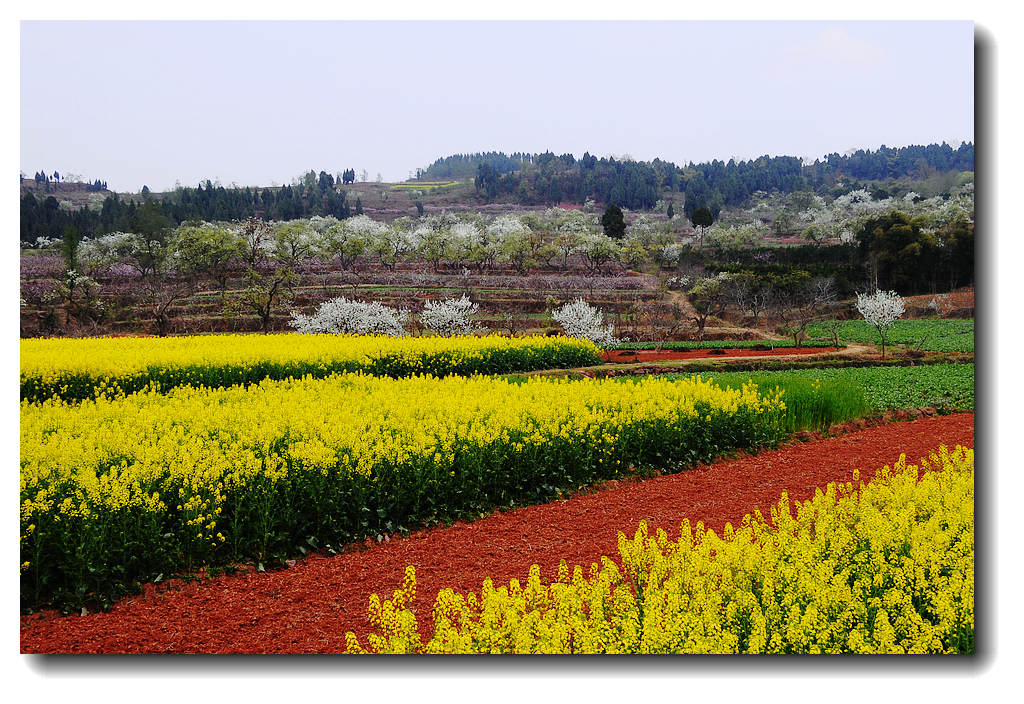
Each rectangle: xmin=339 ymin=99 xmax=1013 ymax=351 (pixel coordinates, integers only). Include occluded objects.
xmin=420 ymin=295 xmax=483 ymax=337
xmin=487 ymin=215 xmax=528 ymax=241
xmin=289 ymin=297 xmax=409 ymax=336
xmin=272 ymin=219 xmax=317 ymax=264
xmin=551 ymin=298 xmax=617 ymax=346
xmin=856 ymin=289 xmax=906 ymax=358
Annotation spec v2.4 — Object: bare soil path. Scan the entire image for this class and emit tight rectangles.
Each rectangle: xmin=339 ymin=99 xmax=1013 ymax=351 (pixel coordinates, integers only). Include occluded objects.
xmin=602 ymin=346 xmax=846 ymax=363
xmin=21 ymin=413 xmax=974 ymax=654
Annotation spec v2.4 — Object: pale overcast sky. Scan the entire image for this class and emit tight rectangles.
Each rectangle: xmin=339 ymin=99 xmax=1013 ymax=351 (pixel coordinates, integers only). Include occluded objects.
xmin=20 ymin=20 xmax=974 ymax=192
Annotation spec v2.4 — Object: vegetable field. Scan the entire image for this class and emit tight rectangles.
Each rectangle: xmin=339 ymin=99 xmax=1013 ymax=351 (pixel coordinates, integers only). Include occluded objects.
xmin=666 ymin=363 xmax=975 ymax=413
xmin=806 ymin=319 xmax=975 ymax=353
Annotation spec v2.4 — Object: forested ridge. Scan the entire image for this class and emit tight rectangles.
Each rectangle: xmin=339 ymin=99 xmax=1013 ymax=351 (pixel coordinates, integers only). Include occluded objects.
xmin=436 ymin=142 xmax=973 ymax=215
xmin=20 ymin=142 xmax=973 ymax=243
xmin=21 ymin=172 xmax=352 ymax=244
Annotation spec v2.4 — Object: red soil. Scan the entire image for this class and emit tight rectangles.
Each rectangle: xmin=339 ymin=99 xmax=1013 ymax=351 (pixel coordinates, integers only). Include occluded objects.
xmin=904 ymin=289 xmax=975 ymax=311
xmin=602 ymin=346 xmax=844 ymax=363
xmin=20 ymin=413 xmax=974 ymax=654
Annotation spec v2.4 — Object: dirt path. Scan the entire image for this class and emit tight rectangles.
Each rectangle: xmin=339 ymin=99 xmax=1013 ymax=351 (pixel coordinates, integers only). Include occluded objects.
xmin=21 ymin=413 xmax=974 ymax=654
xmin=602 ymin=345 xmax=847 ymax=363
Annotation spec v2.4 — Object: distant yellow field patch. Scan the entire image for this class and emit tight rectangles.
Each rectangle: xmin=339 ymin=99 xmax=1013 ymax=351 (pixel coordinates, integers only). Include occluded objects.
xmin=391 ymin=181 xmax=460 ymax=190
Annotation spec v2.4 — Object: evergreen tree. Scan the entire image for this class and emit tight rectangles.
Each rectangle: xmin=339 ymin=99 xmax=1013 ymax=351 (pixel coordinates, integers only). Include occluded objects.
xmin=690 ymin=206 xmax=714 ymax=247
xmin=601 ymin=204 xmax=626 ymax=239
xmin=61 ymin=224 xmax=81 ymax=272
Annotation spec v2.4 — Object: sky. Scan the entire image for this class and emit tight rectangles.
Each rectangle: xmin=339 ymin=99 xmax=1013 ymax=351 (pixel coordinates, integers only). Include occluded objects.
xmin=20 ymin=20 xmax=974 ymax=193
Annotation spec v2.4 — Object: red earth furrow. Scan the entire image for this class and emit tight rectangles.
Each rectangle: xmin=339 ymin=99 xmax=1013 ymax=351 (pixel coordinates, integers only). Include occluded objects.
xmin=21 ymin=413 xmax=974 ymax=654
xmin=601 ymin=346 xmax=845 ymax=363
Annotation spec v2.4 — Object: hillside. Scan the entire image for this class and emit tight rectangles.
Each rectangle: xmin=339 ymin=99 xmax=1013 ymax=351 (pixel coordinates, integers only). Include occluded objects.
xmin=19 ymin=177 xmax=113 ymax=210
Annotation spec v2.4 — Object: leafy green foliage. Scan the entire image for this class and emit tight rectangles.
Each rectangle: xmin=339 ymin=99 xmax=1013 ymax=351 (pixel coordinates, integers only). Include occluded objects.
xmin=601 ymin=204 xmax=626 ymax=239
xmin=658 ymin=363 xmax=975 ymax=414
xmin=628 ymin=373 xmax=869 ymax=434
xmin=806 ymin=319 xmax=974 ymax=353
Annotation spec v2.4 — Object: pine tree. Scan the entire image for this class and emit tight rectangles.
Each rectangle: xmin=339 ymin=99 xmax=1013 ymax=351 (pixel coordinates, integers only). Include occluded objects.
xmin=690 ymin=206 xmax=714 ymax=246
xmin=601 ymin=204 xmax=626 ymax=239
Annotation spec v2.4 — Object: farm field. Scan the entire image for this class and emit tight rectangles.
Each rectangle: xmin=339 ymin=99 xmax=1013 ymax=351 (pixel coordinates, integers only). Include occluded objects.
xmin=20 ymin=328 xmax=978 ymax=652
xmin=21 ymin=369 xmax=786 ymax=611
xmin=19 ymin=295 xmax=979 ymax=661
xmin=659 ymin=363 xmax=976 ymax=414
xmin=19 ymin=18 xmax=983 ymax=664
xmin=20 ymin=414 xmax=974 ymax=654
xmin=18 ymin=142 xmax=978 ymax=656
xmin=348 ymin=444 xmax=973 ymax=654
xmin=806 ymin=318 xmax=975 ymax=353
xmin=20 ymin=333 xmax=600 ymax=402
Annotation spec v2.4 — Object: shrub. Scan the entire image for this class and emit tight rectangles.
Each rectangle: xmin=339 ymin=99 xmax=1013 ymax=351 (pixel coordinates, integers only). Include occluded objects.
xmin=420 ymin=295 xmax=483 ymax=337
xmin=552 ymin=298 xmax=617 ymax=346
xmin=289 ymin=297 xmax=409 ymax=337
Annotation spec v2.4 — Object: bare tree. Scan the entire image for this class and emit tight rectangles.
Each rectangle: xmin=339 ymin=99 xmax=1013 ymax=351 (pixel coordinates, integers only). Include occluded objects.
xmin=498 ymin=312 xmax=525 ymax=337
xmin=773 ymin=273 xmax=836 ymax=347
xmin=230 ymin=217 xmax=300 ymax=333
xmin=687 ymin=273 xmax=733 ymax=342
xmin=725 ymin=272 xmax=776 ymax=329
xmin=236 ymin=264 xmax=299 ymax=334
xmin=640 ymin=300 xmax=688 ymax=352
xmin=142 ymin=275 xmax=196 ymax=337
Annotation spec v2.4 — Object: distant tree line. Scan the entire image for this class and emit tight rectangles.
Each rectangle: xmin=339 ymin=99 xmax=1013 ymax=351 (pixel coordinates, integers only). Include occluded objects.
xmin=419 ymin=152 xmax=534 ymax=180
xmin=806 ymin=142 xmax=975 ymax=184
xmin=20 ymin=170 xmax=353 ymax=243
xmin=21 ymin=142 xmax=974 ymax=243
xmin=475 ymin=152 xmax=665 ymax=211
xmin=679 ymin=156 xmax=806 ymax=219
xmin=420 ymin=142 xmax=974 ymax=216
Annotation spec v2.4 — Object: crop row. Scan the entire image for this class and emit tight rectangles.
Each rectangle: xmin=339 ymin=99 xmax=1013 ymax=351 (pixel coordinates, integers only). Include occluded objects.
xmin=20 ymin=334 xmax=601 ymax=403
xmin=610 ymin=340 xmax=840 ymax=351
xmin=806 ymin=319 xmax=975 ymax=353
xmin=347 ymin=444 xmax=974 ymax=654
xmin=20 ymin=373 xmax=786 ymax=611
xmin=667 ymin=363 xmax=975 ymax=414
